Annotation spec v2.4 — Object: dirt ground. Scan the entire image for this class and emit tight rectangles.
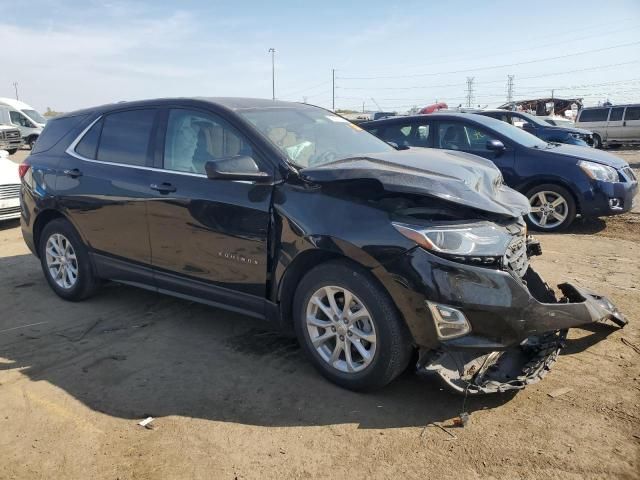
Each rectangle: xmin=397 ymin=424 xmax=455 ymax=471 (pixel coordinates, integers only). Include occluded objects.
xmin=1 ymin=149 xmax=639 ymax=480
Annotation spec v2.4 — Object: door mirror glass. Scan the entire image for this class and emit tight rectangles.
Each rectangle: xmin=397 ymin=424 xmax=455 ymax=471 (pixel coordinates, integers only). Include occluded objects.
xmin=205 ymin=155 xmax=271 ymax=182
xmin=486 ymin=139 xmax=505 ymax=152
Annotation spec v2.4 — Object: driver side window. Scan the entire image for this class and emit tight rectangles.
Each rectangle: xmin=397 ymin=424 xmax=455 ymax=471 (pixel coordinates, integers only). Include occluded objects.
xmin=10 ymin=111 xmax=32 ymax=128
xmin=164 ymin=109 xmax=253 ymax=175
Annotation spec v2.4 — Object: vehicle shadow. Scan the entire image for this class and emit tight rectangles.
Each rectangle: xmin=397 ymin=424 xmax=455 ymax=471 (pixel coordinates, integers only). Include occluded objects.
xmin=0 ymin=218 xmax=20 ymax=232
xmin=0 ymin=254 xmax=516 ymax=430
xmin=534 ymin=217 xmax=608 ymax=236
xmin=560 ymin=323 xmax=617 ymax=356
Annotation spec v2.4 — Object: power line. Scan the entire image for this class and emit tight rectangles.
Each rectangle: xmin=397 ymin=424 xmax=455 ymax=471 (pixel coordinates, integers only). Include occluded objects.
xmin=337 ymin=41 xmax=640 ymax=80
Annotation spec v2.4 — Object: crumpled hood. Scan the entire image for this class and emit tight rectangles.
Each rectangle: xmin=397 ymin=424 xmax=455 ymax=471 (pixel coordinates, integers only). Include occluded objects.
xmin=550 ymin=144 xmax=630 ymax=168
xmin=300 ymin=148 xmax=530 ymax=217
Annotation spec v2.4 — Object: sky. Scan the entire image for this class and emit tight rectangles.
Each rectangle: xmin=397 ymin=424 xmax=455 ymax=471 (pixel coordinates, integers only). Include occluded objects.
xmin=1 ymin=0 xmax=639 ymax=114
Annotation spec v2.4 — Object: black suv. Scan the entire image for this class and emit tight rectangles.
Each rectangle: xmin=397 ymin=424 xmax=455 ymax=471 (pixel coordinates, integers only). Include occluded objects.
xmin=19 ymin=98 xmax=626 ymax=394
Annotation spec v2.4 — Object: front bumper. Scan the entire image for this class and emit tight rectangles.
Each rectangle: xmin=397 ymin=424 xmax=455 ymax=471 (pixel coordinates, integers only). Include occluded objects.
xmin=377 ymin=241 xmax=628 ymax=394
xmin=581 ymin=177 xmax=638 ymax=216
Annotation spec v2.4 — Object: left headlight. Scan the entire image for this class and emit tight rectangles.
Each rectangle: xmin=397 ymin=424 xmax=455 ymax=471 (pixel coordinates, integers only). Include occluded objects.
xmin=392 ymin=221 xmax=512 ymax=258
xmin=578 ymin=160 xmax=619 ymax=182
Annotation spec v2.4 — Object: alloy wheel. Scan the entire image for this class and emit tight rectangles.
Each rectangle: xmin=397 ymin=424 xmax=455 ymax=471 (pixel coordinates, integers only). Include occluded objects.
xmin=528 ymin=191 xmax=569 ymax=229
xmin=305 ymin=286 xmax=377 ymax=373
xmin=45 ymin=233 xmax=79 ymax=289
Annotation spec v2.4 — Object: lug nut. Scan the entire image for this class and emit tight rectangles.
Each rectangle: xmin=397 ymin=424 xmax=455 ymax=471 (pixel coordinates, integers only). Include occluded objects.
xmin=331 ymin=326 xmax=336 ymax=332
xmin=347 ymin=331 xmax=352 ymax=337
xmin=339 ymin=335 xmax=344 ymax=341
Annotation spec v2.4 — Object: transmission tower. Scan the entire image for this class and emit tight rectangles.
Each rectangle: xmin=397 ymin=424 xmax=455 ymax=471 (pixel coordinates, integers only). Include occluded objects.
xmin=506 ymin=75 xmax=515 ymax=105
xmin=465 ymin=77 xmax=475 ymax=107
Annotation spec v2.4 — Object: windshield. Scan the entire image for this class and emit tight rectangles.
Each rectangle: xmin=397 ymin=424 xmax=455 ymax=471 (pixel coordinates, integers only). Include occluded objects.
xmin=22 ymin=109 xmax=47 ymax=124
xmin=238 ymin=106 xmax=394 ymax=167
xmin=22 ymin=110 xmax=47 ymax=123
xmin=514 ymin=112 xmax=548 ymax=127
xmin=476 ymin=115 xmax=549 ymax=149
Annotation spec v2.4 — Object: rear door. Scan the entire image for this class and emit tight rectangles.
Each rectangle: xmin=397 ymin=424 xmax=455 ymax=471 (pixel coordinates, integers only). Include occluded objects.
xmin=622 ymin=106 xmax=640 ymax=141
xmin=434 ymin=120 xmax=517 ymax=185
xmin=58 ymin=108 xmax=158 ymax=280
xmin=146 ymin=107 xmax=274 ymax=315
xmin=606 ymin=106 xmax=625 ymax=141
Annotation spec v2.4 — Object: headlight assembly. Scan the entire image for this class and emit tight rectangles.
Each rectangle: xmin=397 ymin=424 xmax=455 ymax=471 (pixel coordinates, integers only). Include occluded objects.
xmin=392 ymin=221 xmax=512 ymax=258
xmin=578 ymin=160 xmax=619 ymax=182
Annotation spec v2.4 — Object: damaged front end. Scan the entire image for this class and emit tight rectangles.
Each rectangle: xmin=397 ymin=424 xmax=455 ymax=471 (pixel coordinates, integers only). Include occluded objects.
xmin=300 ymin=150 xmax=628 ymax=395
xmin=418 ymin=238 xmax=628 ymax=394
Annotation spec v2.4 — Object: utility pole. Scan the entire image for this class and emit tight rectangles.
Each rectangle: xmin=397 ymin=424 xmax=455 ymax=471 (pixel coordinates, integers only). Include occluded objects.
xmin=332 ymin=69 xmax=335 ymax=111
xmin=362 ymin=101 xmax=365 ymax=113
xmin=465 ymin=77 xmax=475 ymax=108
xmin=268 ymin=48 xmax=276 ymax=100
xmin=506 ymin=75 xmax=515 ymax=105
xmin=13 ymin=82 xmax=19 ymax=100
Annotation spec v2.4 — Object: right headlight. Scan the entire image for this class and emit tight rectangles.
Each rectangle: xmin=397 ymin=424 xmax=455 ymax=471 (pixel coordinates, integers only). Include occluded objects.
xmin=392 ymin=221 xmax=512 ymax=258
xmin=578 ymin=160 xmax=618 ymax=182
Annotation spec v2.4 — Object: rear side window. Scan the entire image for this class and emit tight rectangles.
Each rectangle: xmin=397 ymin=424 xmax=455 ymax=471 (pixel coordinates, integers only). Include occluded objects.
xmin=378 ymin=123 xmax=413 ymax=147
xmin=578 ymin=108 xmax=609 ymax=122
xmin=75 ymin=118 xmax=103 ymax=159
xmin=624 ymin=107 xmax=640 ymax=121
xmin=32 ymin=114 xmax=88 ymax=154
xmin=609 ymin=107 xmax=624 ymax=122
xmin=96 ymin=109 xmax=156 ymax=166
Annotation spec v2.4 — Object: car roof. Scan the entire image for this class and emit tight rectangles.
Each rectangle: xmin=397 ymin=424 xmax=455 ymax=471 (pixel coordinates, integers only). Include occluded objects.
xmin=56 ymin=97 xmax=319 ymax=120
xmin=581 ymin=103 xmax=639 ymax=109
xmin=361 ymin=112 xmax=501 ymax=126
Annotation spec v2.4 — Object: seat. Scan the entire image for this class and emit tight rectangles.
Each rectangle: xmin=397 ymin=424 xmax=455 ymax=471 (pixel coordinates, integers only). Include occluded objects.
xmin=441 ymin=126 xmax=464 ymax=150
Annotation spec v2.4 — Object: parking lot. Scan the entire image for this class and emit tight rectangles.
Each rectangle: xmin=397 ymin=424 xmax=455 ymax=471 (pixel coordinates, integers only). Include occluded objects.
xmin=1 ymin=149 xmax=639 ymax=479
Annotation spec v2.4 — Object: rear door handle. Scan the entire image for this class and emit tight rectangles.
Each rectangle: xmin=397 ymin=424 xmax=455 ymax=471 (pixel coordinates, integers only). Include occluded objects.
xmin=150 ymin=183 xmax=177 ymax=194
xmin=63 ymin=168 xmax=82 ymax=178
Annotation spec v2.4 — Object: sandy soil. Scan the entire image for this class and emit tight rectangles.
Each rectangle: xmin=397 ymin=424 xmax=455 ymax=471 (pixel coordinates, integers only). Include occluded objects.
xmin=0 ymin=150 xmax=638 ymax=480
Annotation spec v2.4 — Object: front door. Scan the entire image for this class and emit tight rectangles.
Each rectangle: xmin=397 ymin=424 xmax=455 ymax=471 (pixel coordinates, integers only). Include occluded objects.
xmin=57 ymin=108 xmax=158 ymax=280
xmin=435 ymin=121 xmax=517 ymax=185
xmin=606 ymin=106 xmax=625 ymax=141
xmin=146 ymin=107 xmax=273 ymax=314
xmin=622 ymin=106 xmax=640 ymax=141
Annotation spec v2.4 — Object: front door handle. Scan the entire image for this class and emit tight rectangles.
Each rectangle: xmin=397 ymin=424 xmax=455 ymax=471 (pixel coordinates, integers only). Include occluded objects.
xmin=150 ymin=183 xmax=177 ymax=194
xmin=63 ymin=168 xmax=82 ymax=178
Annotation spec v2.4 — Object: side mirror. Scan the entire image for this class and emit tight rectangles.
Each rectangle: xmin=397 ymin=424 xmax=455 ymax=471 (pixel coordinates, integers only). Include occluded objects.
xmin=205 ymin=155 xmax=272 ymax=183
xmin=486 ymin=139 xmax=505 ymax=154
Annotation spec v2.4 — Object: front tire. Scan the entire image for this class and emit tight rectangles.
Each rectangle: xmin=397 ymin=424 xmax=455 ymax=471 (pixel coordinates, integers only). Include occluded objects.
xmin=592 ymin=134 xmax=602 ymax=149
xmin=7 ymin=149 xmax=17 ymax=155
xmin=293 ymin=260 xmax=412 ymax=391
xmin=39 ymin=218 xmax=99 ymax=301
xmin=525 ymin=184 xmax=576 ymax=232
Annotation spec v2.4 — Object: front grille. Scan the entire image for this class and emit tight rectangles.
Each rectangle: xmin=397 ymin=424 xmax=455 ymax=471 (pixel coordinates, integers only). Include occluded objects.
xmin=0 ymin=205 xmax=20 ymax=217
xmin=504 ymin=225 xmax=528 ymax=278
xmin=0 ymin=184 xmax=20 ymax=200
xmin=5 ymin=130 xmax=20 ymax=139
xmin=620 ymin=166 xmax=636 ymax=182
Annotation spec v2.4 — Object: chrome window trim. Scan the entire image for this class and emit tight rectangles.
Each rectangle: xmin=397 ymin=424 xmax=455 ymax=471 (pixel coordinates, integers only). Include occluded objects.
xmin=65 ymin=115 xmax=208 ymax=179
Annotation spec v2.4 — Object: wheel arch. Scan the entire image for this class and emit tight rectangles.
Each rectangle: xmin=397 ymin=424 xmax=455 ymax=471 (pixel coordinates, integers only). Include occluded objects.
xmin=32 ymin=209 xmax=86 ymax=257
xmin=275 ymin=246 xmax=416 ymax=346
xmin=517 ymin=177 xmax=582 ymax=214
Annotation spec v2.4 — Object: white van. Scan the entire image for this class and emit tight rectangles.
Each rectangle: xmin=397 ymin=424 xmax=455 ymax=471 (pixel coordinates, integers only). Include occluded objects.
xmin=575 ymin=104 xmax=640 ymax=149
xmin=0 ymin=97 xmax=46 ymax=148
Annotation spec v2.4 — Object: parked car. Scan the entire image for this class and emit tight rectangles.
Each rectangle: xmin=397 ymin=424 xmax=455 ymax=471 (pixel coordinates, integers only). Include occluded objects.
xmin=575 ymin=104 xmax=640 ymax=149
xmin=0 ymin=150 xmax=22 ymax=221
xmin=19 ymin=98 xmax=627 ymax=394
xmin=0 ymin=121 xmax=23 ymax=154
xmin=0 ymin=98 xmax=46 ymax=148
xmin=473 ymin=109 xmax=594 ymax=147
xmin=361 ymin=113 xmax=637 ymax=232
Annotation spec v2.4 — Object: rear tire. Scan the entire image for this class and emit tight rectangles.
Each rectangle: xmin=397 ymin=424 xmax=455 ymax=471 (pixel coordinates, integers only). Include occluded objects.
xmin=525 ymin=184 xmax=576 ymax=232
xmin=39 ymin=218 xmax=99 ymax=301
xmin=293 ymin=260 xmax=412 ymax=391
